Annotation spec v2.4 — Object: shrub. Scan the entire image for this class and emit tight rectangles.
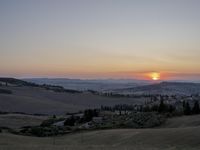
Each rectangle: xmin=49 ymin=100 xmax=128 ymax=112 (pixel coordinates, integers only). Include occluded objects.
xmin=83 ymin=109 xmax=99 ymax=122
xmin=192 ymin=101 xmax=200 ymax=114
xmin=64 ymin=115 xmax=76 ymax=126
xmin=0 ymin=89 xmax=12 ymax=94
xmin=184 ymin=102 xmax=191 ymax=115
xmin=21 ymin=126 xmax=60 ymax=137
xmin=40 ymin=116 xmax=64 ymax=127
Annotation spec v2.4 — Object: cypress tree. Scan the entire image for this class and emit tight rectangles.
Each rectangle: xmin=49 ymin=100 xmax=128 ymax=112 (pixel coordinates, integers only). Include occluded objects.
xmin=192 ymin=101 xmax=200 ymax=114
xmin=184 ymin=102 xmax=191 ymax=115
xmin=158 ymin=100 xmax=166 ymax=113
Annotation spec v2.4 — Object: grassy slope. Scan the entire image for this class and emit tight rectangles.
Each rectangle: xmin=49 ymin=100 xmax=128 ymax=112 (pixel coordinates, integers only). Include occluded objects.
xmin=0 ymin=114 xmax=47 ymax=129
xmin=161 ymin=115 xmax=200 ymax=128
xmin=0 ymin=86 xmax=146 ymax=115
xmin=116 ymin=82 xmax=200 ymax=95
xmin=0 ymin=127 xmax=200 ymax=150
xmin=1 ymin=115 xmax=200 ymax=150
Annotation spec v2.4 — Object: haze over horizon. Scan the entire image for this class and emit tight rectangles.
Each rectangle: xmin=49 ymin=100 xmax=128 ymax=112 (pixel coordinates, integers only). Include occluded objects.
xmin=1 ymin=0 xmax=200 ymax=81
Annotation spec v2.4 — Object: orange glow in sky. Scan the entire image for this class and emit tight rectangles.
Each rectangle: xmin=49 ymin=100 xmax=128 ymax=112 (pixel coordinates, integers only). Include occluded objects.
xmin=149 ymin=72 xmax=160 ymax=81
xmin=1 ymin=1 xmax=200 ymax=80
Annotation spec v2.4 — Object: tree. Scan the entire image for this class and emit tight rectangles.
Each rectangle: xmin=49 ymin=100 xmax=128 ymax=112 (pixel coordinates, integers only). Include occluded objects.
xmin=184 ymin=102 xmax=191 ymax=115
xmin=192 ymin=101 xmax=200 ymax=114
xmin=143 ymin=106 xmax=150 ymax=112
xmin=151 ymin=105 xmax=158 ymax=112
xmin=64 ymin=115 xmax=76 ymax=126
xmin=158 ymin=100 xmax=166 ymax=113
xmin=168 ymin=105 xmax=175 ymax=113
xmin=83 ymin=109 xmax=98 ymax=122
xmin=183 ymin=100 xmax=186 ymax=108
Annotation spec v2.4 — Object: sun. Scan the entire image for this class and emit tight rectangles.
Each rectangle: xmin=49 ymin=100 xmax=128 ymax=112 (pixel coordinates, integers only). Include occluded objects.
xmin=152 ymin=76 xmax=158 ymax=80
xmin=150 ymin=72 xmax=160 ymax=81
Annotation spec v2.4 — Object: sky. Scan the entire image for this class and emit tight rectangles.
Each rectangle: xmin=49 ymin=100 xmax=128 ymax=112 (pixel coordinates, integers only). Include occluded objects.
xmin=0 ymin=0 xmax=200 ymax=80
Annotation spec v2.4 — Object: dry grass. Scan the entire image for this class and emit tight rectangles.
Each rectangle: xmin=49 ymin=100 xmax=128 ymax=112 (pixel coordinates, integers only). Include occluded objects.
xmin=161 ymin=114 xmax=200 ymax=128
xmin=0 ymin=127 xmax=200 ymax=150
xmin=0 ymin=114 xmax=47 ymax=129
xmin=1 ymin=114 xmax=200 ymax=149
xmin=1 ymin=86 xmax=200 ymax=149
xmin=0 ymin=86 xmax=147 ymax=115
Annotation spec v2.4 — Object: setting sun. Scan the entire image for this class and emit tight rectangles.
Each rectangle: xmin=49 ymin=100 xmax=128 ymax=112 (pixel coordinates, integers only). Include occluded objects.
xmin=150 ymin=72 xmax=160 ymax=81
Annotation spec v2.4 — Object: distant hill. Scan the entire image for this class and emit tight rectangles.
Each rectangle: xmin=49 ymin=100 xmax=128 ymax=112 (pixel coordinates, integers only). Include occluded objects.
xmin=0 ymin=78 xmax=81 ymax=93
xmin=0 ymin=79 xmax=145 ymax=115
xmin=24 ymin=78 xmax=152 ymax=91
xmin=1 ymin=78 xmax=200 ymax=115
xmin=0 ymin=78 xmax=38 ymax=87
xmin=113 ymin=82 xmax=200 ymax=96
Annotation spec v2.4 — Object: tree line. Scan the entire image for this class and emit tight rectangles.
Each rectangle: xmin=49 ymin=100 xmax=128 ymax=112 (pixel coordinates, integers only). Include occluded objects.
xmin=101 ymin=100 xmax=200 ymax=116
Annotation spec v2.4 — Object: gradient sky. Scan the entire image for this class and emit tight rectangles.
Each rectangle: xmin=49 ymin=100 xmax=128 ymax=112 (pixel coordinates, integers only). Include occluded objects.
xmin=0 ymin=0 xmax=200 ymax=80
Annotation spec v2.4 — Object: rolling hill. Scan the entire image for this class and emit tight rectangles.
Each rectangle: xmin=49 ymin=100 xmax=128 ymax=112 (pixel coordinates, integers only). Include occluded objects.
xmin=1 ymin=78 xmax=200 ymax=150
xmin=24 ymin=78 xmax=152 ymax=91
xmin=1 ymin=117 xmax=200 ymax=150
xmin=0 ymin=78 xmax=145 ymax=115
xmin=113 ymin=82 xmax=200 ymax=95
xmin=0 ymin=78 xmax=38 ymax=87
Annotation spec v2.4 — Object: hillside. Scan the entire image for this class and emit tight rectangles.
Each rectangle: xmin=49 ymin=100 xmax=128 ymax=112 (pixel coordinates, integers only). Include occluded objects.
xmin=1 ymin=114 xmax=200 ymax=149
xmin=1 ymin=78 xmax=200 ymax=149
xmin=0 ymin=85 xmax=145 ymax=115
xmin=0 ymin=113 xmax=47 ymax=129
xmin=24 ymin=78 xmax=152 ymax=91
xmin=0 ymin=127 xmax=200 ymax=150
xmin=114 ymin=82 xmax=200 ymax=95
xmin=0 ymin=78 xmax=37 ymax=87
xmin=161 ymin=114 xmax=200 ymax=128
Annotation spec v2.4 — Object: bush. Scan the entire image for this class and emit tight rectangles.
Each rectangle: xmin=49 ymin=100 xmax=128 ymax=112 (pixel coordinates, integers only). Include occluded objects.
xmin=100 ymin=112 xmax=166 ymax=129
xmin=64 ymin=116 xmax=76 ymax=126
xmin=21 ymin=125 xmax=74 ymax=137
xmin=127 ymin=112 xmax=165 ymax=128
xmin=30 ymin=127 xmax=48 ymax=137
xmin=40 ymin=116 xmax=64 ymax=127
xmin=0 ymin=89 xmax=12 ymax=94
xmin=192 ymin=101 xmax=200 ymax=114
xmin=83 ymin=109 xmax=99 ymax=122
xmin=21 ymin=126 xmax=60 ymax=137
xmin=184 ymin=102 xmax=191 ymax=115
